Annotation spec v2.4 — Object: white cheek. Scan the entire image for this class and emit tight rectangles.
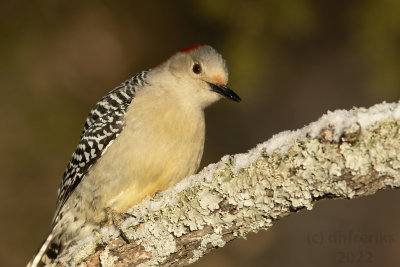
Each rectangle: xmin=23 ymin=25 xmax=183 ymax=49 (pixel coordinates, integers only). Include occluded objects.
xmin=200 ymin=90 xmax=222 ymax=108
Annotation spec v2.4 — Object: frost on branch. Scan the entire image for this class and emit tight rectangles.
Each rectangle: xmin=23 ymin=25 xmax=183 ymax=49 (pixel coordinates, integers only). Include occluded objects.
xmin=57 ymin=101 xmax=400 ymax=266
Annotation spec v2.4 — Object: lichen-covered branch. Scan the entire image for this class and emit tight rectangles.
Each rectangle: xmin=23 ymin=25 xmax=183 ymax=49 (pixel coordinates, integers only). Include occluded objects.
xmin=56 ymin=101 xmax=400 ymax=266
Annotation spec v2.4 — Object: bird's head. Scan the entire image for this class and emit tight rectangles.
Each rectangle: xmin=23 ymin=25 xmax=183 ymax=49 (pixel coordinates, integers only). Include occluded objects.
xmin=157 ymin=44 xmax=241 ymax=108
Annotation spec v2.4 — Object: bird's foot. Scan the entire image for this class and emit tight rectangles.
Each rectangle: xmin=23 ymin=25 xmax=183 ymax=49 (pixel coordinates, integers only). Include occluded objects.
xmin=105 ymin=207 xmax=131 ymax=244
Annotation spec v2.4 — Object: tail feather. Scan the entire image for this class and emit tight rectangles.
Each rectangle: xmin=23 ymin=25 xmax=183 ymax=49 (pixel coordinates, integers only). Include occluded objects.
xmin=27 ymin=233 xmax=60 ymax=267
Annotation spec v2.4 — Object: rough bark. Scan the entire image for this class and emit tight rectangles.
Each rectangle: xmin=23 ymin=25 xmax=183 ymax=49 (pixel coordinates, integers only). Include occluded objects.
xmin=55 ymin=101 xmax=400 ymax=267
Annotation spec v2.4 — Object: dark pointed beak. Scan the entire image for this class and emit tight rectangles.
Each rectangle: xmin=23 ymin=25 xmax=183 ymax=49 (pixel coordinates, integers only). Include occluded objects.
xmin=208 ymin=82 xmax=241 ymax=102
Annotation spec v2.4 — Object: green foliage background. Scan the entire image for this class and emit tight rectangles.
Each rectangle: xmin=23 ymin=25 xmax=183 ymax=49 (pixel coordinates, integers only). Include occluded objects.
xmin=1 ymin=1 xmax=399 ymax=266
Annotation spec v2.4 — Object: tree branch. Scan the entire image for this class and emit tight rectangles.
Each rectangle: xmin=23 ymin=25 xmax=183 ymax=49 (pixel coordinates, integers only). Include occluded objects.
xmin=56 ymin=101 xmax=400 ymax=266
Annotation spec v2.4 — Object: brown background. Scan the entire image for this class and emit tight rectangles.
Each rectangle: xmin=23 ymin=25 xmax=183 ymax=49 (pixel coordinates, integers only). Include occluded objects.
xmin=1 ymin=1 xmax=400 ymax=266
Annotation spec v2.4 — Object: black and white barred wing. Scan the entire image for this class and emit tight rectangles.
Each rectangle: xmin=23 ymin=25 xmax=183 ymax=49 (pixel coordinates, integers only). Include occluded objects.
xmin=82 ymin=70 xmax=149 ymax=136
xmin=53 ymin=70 xmax=149 ymax=224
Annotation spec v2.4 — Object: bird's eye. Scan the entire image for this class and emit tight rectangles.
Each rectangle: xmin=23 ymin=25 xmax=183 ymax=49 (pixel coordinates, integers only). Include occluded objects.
xmin=192 ymin=64 xmax=202 ymax=74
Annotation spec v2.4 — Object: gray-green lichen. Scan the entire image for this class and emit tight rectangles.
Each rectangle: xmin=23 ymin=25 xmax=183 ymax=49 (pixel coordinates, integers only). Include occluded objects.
xmin=99 ymin=248 xmax=118 ymax=267
xmin=60 ymin=105 xmax=400 ymax=266
xmin=187 ymin=233 xmax=226 ymax=265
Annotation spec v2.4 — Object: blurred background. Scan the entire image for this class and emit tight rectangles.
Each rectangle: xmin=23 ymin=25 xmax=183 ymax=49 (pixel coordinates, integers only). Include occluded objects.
xmin=1 ymin=1 xmax=400 ymax=266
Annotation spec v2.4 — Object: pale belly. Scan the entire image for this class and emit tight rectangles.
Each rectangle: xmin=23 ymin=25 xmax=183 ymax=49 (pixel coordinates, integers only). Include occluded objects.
xmin=73 ymin=103 xmax=205 ymax=222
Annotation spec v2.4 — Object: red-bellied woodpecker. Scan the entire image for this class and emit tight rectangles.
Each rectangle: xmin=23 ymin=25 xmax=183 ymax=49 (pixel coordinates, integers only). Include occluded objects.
xmin=28 ymin=44 xmax=241 ymax=266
